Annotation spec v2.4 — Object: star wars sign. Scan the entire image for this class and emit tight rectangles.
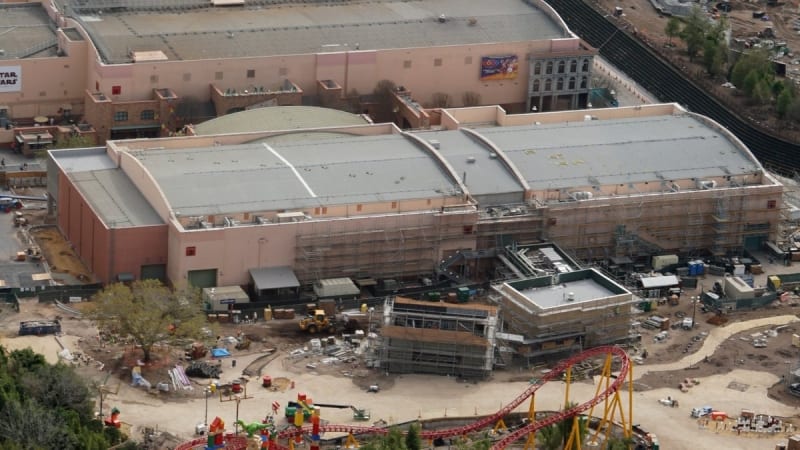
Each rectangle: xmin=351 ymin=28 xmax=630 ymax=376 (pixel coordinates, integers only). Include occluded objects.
xmin=0 ymin=66 xmax=21 ymax=93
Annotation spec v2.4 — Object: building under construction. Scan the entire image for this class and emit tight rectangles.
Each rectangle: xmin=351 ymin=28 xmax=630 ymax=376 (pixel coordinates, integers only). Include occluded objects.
xmin=491 ymin=267 xmax=634 ymax=366
xmin=380 ymin=297 xmax=498 ymax=379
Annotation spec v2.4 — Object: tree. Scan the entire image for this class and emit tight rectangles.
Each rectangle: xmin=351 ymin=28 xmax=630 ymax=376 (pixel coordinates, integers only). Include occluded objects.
xmin=777 ymin=89 xmax=793 ymax=119
xmin=0 ymin=347 xmax=124 ymax=449
xmin=678 ymin=7 xmax=709 ymax=61
xmin=405 ymin=423 xmax=421 ymax=450
xmin=462 ymin=91 xmax=481 ymax=107
xmin=537 ymin=423 xmax=564 ymax=450
xmin=606 ymin=435 xmax=636 ymax=450
xmin=431 ymin=92 xmax=451 ymax=108
xmin=664 ymin=17 xmax=681 ymax=46
xmin=730 ymin=50 xmax=772 ymax=93
xmin=88 ymin=279 xmax=208 ymax=362
xmin=372 ymin=79 xmax=398 ymax=124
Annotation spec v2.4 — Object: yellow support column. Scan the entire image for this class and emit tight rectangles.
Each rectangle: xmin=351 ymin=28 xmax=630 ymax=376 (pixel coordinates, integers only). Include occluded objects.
xmin=523 ymin=393 xmax=536 ymax=450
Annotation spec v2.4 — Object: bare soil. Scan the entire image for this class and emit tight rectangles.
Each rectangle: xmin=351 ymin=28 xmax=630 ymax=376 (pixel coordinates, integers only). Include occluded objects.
xmin=29 ymin=226 xmax=95 ymax=283
xmin=594 ymin=0 xmax=800 ymax=141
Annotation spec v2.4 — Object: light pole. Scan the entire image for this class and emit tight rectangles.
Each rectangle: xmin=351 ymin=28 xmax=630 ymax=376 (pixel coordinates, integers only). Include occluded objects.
xmin=234 ymin=394 xmax=242 ymax=436
xmin=691 ymin=296 xmax=697 ymax=329
xmin=204 ymin=387 xmax=210 ymax=429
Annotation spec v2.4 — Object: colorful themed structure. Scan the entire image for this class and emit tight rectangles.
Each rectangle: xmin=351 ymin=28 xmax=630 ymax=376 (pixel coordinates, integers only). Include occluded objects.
xmin=103 ymin=407 xmax=121 ymax=429
xmin=178 ymin=345 xmax=633 ymax=450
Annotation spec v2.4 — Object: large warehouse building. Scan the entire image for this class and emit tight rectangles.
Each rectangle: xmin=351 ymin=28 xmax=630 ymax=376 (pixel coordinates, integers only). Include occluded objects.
xmin=47 ymin=103 xmax=784 ymax=288
xmin=0 ymin=0 xmax=596 ymax=144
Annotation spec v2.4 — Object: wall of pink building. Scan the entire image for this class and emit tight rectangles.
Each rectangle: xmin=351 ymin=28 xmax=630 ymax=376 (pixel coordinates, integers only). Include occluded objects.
xmin=88 ymin=39 xmax=575 ymax=110
xmin=58 ymin=169 xmax=168 ymax=283
xmin=0 ymin=30 xmax=89 ymax=119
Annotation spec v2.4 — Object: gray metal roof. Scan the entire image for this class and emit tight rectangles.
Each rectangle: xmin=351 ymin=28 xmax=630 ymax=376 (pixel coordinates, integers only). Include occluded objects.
xmin=418 ymin=129 xmax=524 ymax=197
xmin=77 ymin=0 xmax=566 ymax=63
xmin=69 ymin=169 xmax=164 ymax=227
xmin=51 ymin=149 xmax=164 ymax=228
xmin=134 ymin=134 xmax=459 ymax=216
xmin=0 ymin=5 xmax=58 ymax=59
xmin=250 ymin=266 xmax=299 ymax=291
xmin=192 ymin=106 xmax=368 ymax=136
xmin=517 ymin=278 xmax=617 ymax=309
xmin=477 ymin=114 xmax=760 ymax=191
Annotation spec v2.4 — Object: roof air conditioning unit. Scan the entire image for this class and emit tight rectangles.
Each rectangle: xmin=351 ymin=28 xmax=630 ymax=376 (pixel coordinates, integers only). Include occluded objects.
xmin=466 ymin=156 xmax=476 ymax=164
xmin=697 ymin=180 xmax=716 ymax=190
xmin=429 ymin=139 xmax=440 ymax=149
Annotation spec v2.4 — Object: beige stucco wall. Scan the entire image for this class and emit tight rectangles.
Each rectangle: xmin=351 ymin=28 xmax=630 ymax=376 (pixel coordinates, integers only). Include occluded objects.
xmin=0 ymin=31 xmax=88 ymax=119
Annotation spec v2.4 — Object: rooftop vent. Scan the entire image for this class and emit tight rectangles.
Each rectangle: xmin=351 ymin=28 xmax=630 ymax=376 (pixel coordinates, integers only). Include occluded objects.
xmin=567 ymin=292 xmax=575 ymax=302
xmin=489 ymin=153 xmax=498 ymax=159
xmin=429 ymin=139 xmax=440 ymax=149
xmin=697 ymin=180 xmax=716 ymax=190
xmin=438 ymin=14 xmax=447 ymax=23
xmin=466 ymin=156 xmax=476 ymax=164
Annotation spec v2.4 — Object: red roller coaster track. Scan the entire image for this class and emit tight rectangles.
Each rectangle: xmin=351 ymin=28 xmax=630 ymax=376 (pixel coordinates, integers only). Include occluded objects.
xmin=177 ymin=345 xmax=630 ymax=450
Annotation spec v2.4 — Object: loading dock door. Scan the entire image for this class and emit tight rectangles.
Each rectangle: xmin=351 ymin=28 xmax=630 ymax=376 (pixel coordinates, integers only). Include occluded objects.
xmin=187 ymin=269 xmax=217 ymax=289
xmin=141 ymin=264 xmax=166 ymax=282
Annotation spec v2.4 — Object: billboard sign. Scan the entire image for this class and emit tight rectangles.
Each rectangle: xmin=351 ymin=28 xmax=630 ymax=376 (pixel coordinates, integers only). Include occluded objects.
xmin=0 ymin=66 xmax=21 ymax=93
xmin=480 ymin=55 xmax=519 ymax=81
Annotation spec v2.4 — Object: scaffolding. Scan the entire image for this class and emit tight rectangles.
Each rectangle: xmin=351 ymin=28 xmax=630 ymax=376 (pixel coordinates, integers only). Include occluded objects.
xmin=379 ymin=297 xmax=498 ymax=379
xmin=542 ymin=183 xmax=781 ymax=262
xmin=293 ymin=209 xmax=477 ymax=285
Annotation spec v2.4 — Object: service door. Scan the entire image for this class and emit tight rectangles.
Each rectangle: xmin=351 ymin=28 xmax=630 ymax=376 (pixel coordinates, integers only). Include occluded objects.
xmin=140 ymin=264 xmax=166 ymax=282
xmin=187 ymin=269 xmax=217 ymax=289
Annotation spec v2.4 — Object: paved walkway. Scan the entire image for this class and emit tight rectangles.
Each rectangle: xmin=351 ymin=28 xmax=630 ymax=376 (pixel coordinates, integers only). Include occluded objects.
xmin=635 ymin=315 xmax=800 ymax=378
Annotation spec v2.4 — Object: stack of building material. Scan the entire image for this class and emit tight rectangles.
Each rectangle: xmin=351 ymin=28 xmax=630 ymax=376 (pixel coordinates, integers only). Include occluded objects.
xmin=272 ymin=309 xmax=295 ymax=320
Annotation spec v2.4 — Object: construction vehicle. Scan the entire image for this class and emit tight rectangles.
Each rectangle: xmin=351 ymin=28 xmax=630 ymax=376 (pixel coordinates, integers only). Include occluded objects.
xmin=12 ymin=211 xmax=26 ymax=227
xmin=299 ymin=309 xmax=335 ymax=334
xmin=235 ymin=334 xmax=251 ymax=350
xmin=184 ymin=342 xmax=207 ymax=360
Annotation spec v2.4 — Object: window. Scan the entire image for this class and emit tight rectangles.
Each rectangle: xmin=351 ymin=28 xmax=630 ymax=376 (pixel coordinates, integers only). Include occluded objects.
xmin=140 ymin=110 xmax=155 ymax=120
xmin=39 ymin=91 xmax=47 ymax=97
xmin=556 ymin=78 xmax=564 ymax=90
xmin=111 ymin=85 xmax=121 ymax=95
xmin=464 ymin=56 xmax=473 ymax=65
xmin=768 ymin=200 xmax=777 ymax=209
xmin=570 ymin=60 xmax=577 ymax=73
xmin=532 ymin=79 xmax=540 ymax=92
xmin=247 ymin=69 xmax=255 ymax=78
xmin=557 ymin=61 xmax=565 ymax=74
xmin=185 ymin=246 xmax=196 ymax=257
xmin=434 ymin=58 xmax=442 ymax=67
xmin=463 ymin=225 xmax=474 ymax=235
xmin=534 ymin=62 xmax=541 ymax=75
xmin=114 ymin=111 xmax=128 ymax=121
xmin=582 ymin=59 xmax=590 ymax=72
xmin=544 ymin=79 xmax=552 ymax=91
xmin=403 ymin=60 xmax=412 ymax=69
xmin=391 ymin=201 xmax=397 ymax=209
xmin=580 ymin=76 xmax=588 ymax=89
xmin=215 ymin=71 xmax=223 ymax=80
xmin=150 ymin=75 xmax=159 ymax=83
xmin=321 ymin=207 xmax=327 ymax=214
xmin=568 ymin=77 xmax=576 ymax=90
xmin=545 ymin=61 xmax=553 ymax=74
xmin=356 ymin=204 xmax=363 ymax=212
xmin=278 ymin=67 xmax=288 ymax=76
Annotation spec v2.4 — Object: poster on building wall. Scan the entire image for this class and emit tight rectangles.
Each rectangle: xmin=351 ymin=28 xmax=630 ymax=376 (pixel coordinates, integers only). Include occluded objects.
xmin=0 ymin=66 xmax=21 ymax=93
xmin=480 ymin=55 xmax=519 ymax=81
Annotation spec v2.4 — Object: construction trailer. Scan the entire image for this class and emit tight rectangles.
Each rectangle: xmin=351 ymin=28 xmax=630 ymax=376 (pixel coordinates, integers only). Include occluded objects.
xmin=19 ymin=320 xmax=61 ymax=336
xmin=491 ymin=268 xmax=634 ymax=366
xmin=202 ymin=285 xmax=250 ymax=312
xmin=380 ymin=297 xmax=498 ymax=379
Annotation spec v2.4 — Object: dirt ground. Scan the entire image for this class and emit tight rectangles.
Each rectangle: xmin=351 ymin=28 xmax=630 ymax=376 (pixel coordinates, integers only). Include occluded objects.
xmin=29 ymin=225 xmax=95 ymax=284
xmin=594 ymin=0 xmax=800 ymax=140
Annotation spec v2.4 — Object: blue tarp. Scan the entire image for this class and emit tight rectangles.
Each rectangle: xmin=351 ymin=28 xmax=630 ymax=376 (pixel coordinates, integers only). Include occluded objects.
xmin=211 ymin=348 xmax=231 ymax=358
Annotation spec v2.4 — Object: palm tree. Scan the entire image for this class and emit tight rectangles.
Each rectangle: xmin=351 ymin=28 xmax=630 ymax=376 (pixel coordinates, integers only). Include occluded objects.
xmin=537 ymin=424 xmax=564 ymax=450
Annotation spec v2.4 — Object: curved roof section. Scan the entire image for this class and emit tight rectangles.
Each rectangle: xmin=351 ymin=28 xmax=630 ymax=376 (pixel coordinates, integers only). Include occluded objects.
xmin=475 ymin=114 xmax=761 ymax=191
xmin=192 ymin=106 xmax=368 ymax=136
xmin=74 ymin=0 xmax=566 ymax=63
xmin=133 ymin=134 xmax=461 ymax=216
